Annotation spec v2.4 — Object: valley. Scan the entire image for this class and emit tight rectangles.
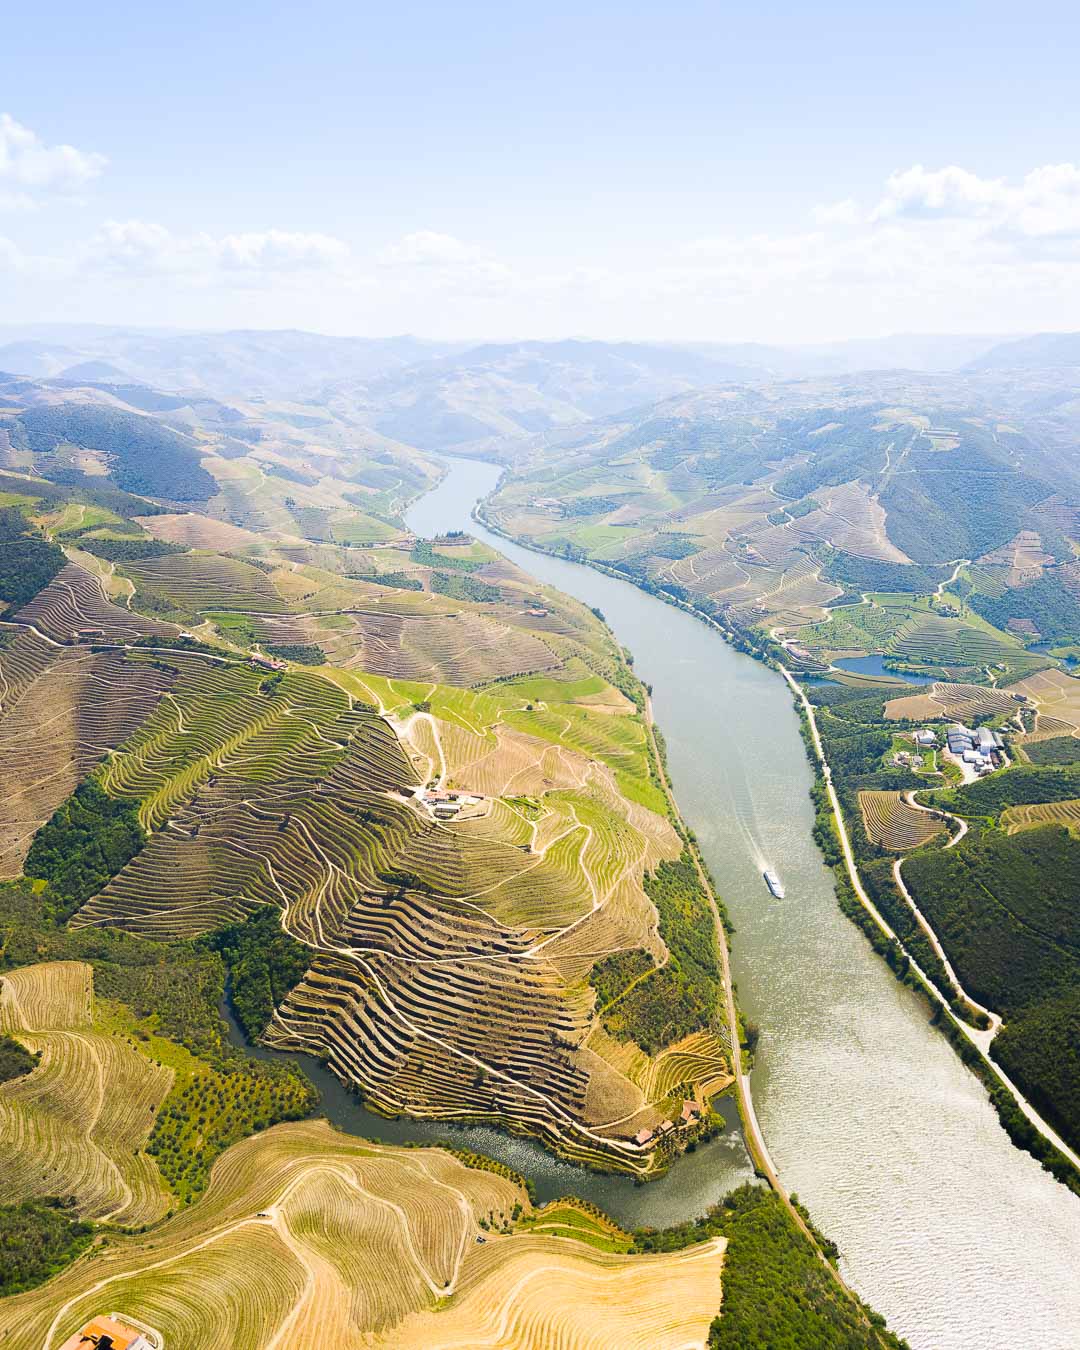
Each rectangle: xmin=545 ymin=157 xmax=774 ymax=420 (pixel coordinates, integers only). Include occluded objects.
xmin=0 ymin=330 xmax=1079 ymax=1347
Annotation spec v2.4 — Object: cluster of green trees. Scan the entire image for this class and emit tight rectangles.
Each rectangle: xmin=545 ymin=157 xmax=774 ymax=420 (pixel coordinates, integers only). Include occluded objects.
xmin=366 ymin=569 xmax=424 ymax=592
xmin=24 ymin=780 xmax=146 ymax=920
xmin=410 ymin=537 xmax=483 ymax=572
xmin=633 ymin=1184 xmax=906 ymax=1349
xmin=1024 ymin=736 xmax=1080 ymax=766
xmin=767 ymin=496 xmax=819 ymax=526
xmin=76 ymin=535 xmax=187 ymax=562
xmin=820 ymin=549 xmax=951 ymax=595
xmin=944 ymin=764 xmax=1080 ymax=817
xmin=0 ymin=1198 xmax=93 ymax=1298
xmin=0 ymin=506 xmax=66 ymax=612
xmin=646 ymin=532 xmax=702 ymax=560
xmin=430 ymin=570 xmax=501 ymax=603
xmin=203 ymin=906 xmax=312 ymax=1041
xmin=559 ymin=494 xmax=624 ymax=517
xmin=14 ymin=404 xmax=217 ymax=500
xmin=625 ymin=414 xmax=770 ymax=488
xmin=968 ymin=571 xmax=1080 ymax=644
xmin=148 ymin=1053 xmax=316 ymax=1203
xmin=591 ymin=854 xmax=720 ymax=1054
xmin=265 ymin=642 xmax=327 ymax=665
xmin=0 ymin=1033 xmax=40 ymax=1084
xmin=903 ymin=826 xmax=1080 ymax=1150
xmin=772 ymin=407 xmax=895 ymax=501
xmin=879 ymin=435 xmax=1053 ymax=564
xmin=588 ymin=948 xmax=654 ymax=1013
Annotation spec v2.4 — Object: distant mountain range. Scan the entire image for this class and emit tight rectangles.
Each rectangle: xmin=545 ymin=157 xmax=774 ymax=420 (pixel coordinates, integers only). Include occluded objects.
xmin=0 ymin=324 xmax=1076 ymax=459
xmin=966 ymin=331 xmax=1080 ymax=370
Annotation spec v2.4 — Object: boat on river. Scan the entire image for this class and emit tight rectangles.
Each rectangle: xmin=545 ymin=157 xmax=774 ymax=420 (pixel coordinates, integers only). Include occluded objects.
xmin=763 ymin=869 xmax=785 ymax=899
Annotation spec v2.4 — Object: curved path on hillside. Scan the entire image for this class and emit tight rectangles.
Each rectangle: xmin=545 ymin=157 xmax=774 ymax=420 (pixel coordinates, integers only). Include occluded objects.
xmin=892 ymin=792 xmax=1001 ymax=1051
xmin=783 ymin=664 xmax=1080 ymax=1173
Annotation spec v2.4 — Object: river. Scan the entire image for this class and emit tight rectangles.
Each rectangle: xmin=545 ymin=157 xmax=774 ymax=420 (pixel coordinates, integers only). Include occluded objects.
xmin=397 ymin=456 xmax=1080 ymax=1350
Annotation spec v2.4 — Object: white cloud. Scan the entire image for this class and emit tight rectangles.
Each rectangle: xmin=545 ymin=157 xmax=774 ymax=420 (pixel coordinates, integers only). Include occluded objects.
xmin=86 ymin=220 xmax=351 ymax=279
xmin=810 ymin=198 xmax=862 ymax=227
xmin=378 ymin=230 xmax=482 ymax=267
xmin=0 ymin=234 xmax=25 ymax=270
xmin=0 ymin=113 xmax=106 ymax=205
xmin=377 ymin=230 xmax=512 ymax=294
xmin=869 ymin=162 xmax=1080 ymax=241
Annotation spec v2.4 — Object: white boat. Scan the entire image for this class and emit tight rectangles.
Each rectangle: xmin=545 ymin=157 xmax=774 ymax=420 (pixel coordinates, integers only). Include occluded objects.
xmin=763 ymin=869 xmax=785 ymax=899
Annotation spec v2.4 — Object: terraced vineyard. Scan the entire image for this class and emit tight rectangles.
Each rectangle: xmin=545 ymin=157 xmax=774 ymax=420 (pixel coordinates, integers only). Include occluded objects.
xmin=0 ymin=1120 xmax=727 ymax=1349
xmin=248 ymin=607 xmax=562 ymax=684
xmin=0 ymin=962 xmax=173 ymax=1226
xmin=121 ymin=551 xmax=289 ymax=614
xmin=1002 ymin=797 xmax=1080 ymax=836
xmin=0 ymin=565 xmax=180 ymax=877
xmin=12 ymin=562 xmax=175 ymax=644
xmin=884 ymin=681 xmax=1022 ymax=723
xmin=884 ymin=613 xmax=1042 ymax=672
xmin=67 ymin=635 xmax=711 ymax=1172
xmin=858 ymin=791 xmax=946 ymax=850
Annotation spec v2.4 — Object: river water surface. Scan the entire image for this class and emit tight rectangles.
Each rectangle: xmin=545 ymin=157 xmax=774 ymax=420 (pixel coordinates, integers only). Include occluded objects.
xmin=396 ymin=457 xmax=1080 ymax=1350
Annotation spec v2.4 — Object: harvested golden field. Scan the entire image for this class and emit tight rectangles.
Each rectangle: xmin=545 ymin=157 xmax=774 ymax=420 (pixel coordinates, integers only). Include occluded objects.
xmin=858 ymin=791 xmax=946 ymax=851
xmin=0 ymin=1121 xmax=726 ymax=1350
xmin=882 ymin=689 xmax=942 ymax=721
xmin=1002 ymin=797 xmax=1080 ymax=836
xmin=0 ymin=962 xmax=173 ymax=1225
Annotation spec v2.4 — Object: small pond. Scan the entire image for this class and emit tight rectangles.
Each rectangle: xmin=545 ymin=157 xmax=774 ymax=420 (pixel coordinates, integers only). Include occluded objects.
xmin=832 ymin=654 xmax=937 ymax=684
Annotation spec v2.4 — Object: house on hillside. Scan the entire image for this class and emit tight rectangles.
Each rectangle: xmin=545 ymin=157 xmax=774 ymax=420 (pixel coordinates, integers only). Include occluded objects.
xmin=634 ymin=1127 xmax=654 ymax=1146
xmin=59 ymin=1314 xmax=155 ymax=1350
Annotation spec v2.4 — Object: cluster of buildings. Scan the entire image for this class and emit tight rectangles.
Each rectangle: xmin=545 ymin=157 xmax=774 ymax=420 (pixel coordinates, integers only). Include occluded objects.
xmin=416 ymin=787 xmax=484 ymax=820
xmin=250 ymin=652 xmax=288 ymax=671
xmin=633 ymin=1099 xmax=703 ymax=1147
xmin=894 ymin=728 xmax=938 ymax=766
xmin=947 ymin=723 xmax=1004 ymax=773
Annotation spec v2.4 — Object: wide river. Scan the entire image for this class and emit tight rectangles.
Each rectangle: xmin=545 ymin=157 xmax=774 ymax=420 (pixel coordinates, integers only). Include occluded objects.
xmin=398 ymin=456 xmax=1080 ymax=1350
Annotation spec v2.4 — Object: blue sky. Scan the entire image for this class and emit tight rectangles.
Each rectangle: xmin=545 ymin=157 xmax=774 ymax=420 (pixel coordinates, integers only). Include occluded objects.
xmin=2 ymin=0 xmax=1079 ymax=341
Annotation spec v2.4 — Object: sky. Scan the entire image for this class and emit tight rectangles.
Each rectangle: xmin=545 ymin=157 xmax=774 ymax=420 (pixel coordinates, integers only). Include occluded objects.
xmin=2 ymin=0 xmax=1080 ymax=343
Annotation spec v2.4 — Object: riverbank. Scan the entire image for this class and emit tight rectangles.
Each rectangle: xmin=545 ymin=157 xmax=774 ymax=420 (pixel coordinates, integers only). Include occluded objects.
xmin=408 ymin=456 xmax=1080 ymax=1350
xmin=478 ymin=500 xmax=1080 ymax=1193
xmin=784 ymin=667 xmax=1080 ymax=1187
xmin=642 ymin=696 xmax=857 ymax=1296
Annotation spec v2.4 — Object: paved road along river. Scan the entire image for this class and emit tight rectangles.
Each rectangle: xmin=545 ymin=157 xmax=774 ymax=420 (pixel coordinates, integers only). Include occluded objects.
xmin=401 ymin=456 xmax=1080 ymax=1350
